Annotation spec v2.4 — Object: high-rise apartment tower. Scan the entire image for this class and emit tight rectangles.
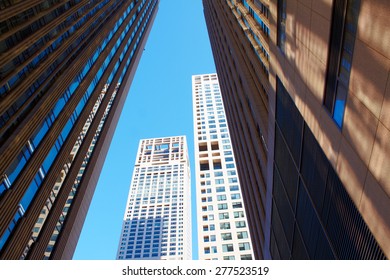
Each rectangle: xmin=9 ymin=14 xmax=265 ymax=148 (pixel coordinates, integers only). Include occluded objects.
xmin=0 ymin=0 xmax=159 ymax=259
xmin=116 ymin=136 xmax=192 ymax=260
xmin=193 ymin=74 xmax=254 ymax=260
xmin=203 ymin=0 xmax=389 ymax=259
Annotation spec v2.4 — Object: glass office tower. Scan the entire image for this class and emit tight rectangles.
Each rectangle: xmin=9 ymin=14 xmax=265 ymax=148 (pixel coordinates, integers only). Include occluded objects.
xmin=193 ymin=74 xmax=254 ymax=260
xmin=116 ymin=136 xmax=192 ymax=260
xmin=0 ymin=0 xmax=159 ymax=259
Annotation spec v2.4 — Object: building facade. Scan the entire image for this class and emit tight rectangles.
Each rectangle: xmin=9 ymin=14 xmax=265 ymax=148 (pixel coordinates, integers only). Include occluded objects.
xmin=193 ymin=73 xmax=254 ymax=260
xmin=116 ymin=136 xmax=192 ymax=260
xmin=0 ymin=0 xmax=159 ymax=259
xmin=203 ymin=0 xmax=389 ymax=259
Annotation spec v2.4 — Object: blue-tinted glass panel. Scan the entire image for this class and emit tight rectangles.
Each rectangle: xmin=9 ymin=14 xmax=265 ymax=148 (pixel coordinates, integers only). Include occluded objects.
xmin=32 ymin=121 xmax=49 ymax=147
xmin=324 ymin=0 xmax=360 ymax=128
xmin=42 ymin=145 xmax=57 ymax=173
xmin=333 ymin=84 xmax=347 ymax=127
xmin=7 ymin=153 xmax=27 ymax=184
xmin=277 ymin=0 xmax=286 ymax=53
xmin=0 ymin=181 xmax=7 ymax=196
xmin=20 ymin=178 xmax=39 ymax=209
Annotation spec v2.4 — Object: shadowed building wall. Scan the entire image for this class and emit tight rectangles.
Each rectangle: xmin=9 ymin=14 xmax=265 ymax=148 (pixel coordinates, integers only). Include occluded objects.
xmin=0 ymin=0 xmax=159 ymax=259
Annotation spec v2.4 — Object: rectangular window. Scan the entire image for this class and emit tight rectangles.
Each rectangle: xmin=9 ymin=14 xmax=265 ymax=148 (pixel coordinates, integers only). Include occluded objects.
xmin=228 ymin=178 xmax=238 ymax=183
xmin=219 ymin=212 xmax=229 ymax=220
xmin=239 ymin=242 xmax=251 ymax=251
xmin=220 ymin=222 xmax=231 ymax=230
xmin=226 ymin=163 xmax=235 ymax=169
xmin=235 ymin=221 xmax=246 ymax=228
xmin=277 ymin=0 xmax=286 ymax=53
xmin=232 ymin=202 xmax=242 ymax=209
xmin=218 ymin=203 xmax=228 ymax=210
xmin=213 ymin=160 xmax=222 ymax=169
xmin=237 ymin=231 xmax=249 ymax=239
xmin=324 ymin=0 xmax=360 ymax=128
xmin=222 ymin=244 xmax=234 ymax=252
xmin=227 ymin=170 xmax=236 ymax=176
xmin=200 ymin=161 xmax=210 ymax=171
xmin=240 ymin=254 xmax=253 ymax=260
xmin=221 ymin=233 xmax=232 ymax=240
xmin=234 ymin=211 xmax=245 ymax=218
xmin=215 ymin=179 xmax=224 ymax=184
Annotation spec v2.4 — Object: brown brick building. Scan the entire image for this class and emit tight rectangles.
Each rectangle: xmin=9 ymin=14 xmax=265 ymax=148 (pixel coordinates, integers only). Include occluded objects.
xmin=203 ymin=0 xmax=389 ymax=259
xmin=0 ymin=0 xmax=159 ymax=259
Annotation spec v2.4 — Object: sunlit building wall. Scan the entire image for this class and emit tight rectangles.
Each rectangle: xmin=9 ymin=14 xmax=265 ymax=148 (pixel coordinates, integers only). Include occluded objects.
xmin=116 ymin=136 xmax=192 ymax=260
xmin=193 ymin=74 xmax=254 ymax=260
xmin=203 ymin=0 xmax=389 ymax=259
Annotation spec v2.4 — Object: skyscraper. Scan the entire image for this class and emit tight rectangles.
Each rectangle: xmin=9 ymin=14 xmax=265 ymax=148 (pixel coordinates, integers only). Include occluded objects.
xmin=202 ymin=0 xmax=270 ymax=259
xmin=116 ymin=136 xmax=191 ymax=260
xmin=193 ymin=73 xmax=254 ymax=260
xmin=203 ymin=0 xmax=389 ymax=259
xmin=0 ymin=0 xmax=159 ymax=259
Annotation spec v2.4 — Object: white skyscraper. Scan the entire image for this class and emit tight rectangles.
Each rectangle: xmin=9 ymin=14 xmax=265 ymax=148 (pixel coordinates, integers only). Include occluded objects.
xmin=116 ymin=136 xmax=191 ymax=260
xmin=193 ymin=74 xmax=254 ymax=260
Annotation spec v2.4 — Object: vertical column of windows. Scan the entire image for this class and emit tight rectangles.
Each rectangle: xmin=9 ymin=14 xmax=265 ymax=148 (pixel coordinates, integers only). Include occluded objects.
xmin=194 ymin=74 xmax=253 ymax=260
xmin=324 ymin=0 xmax=360 ymax=128
xmin=277 ymin=0 xmax=286 ymax=53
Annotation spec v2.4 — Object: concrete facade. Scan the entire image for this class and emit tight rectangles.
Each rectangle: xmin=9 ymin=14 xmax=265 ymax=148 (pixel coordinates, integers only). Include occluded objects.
xmin=116 ymin=136 xmax=192 ymax=260
xmin=193 ymin=74 xmax=254 ymax=260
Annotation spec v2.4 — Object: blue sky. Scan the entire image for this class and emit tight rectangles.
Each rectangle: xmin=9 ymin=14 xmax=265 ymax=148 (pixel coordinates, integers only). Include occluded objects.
xmin=73 ymin=0 xmax=216 ymax=260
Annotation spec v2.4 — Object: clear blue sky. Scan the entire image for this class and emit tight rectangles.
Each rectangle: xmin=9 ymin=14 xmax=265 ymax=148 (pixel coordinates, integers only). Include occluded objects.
xmin=73 ymin=0 xmax=215 ymax=260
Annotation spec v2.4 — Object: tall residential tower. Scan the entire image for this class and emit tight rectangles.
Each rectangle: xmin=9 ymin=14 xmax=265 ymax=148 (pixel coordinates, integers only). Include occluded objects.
xmin=203 ymin=0 xmax=389 ymax=259
xmin=193 ymin=73 xmax=254 ymax=260
xmin=116 ymin=136 xmax=192 ymax=260
xmin=0 ymin=0 xmax=159 ymax=259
